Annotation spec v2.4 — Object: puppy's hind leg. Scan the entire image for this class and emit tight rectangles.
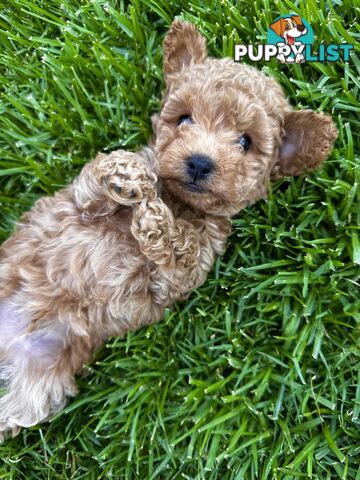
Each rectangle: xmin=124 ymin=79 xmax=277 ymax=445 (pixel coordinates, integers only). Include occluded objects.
xmin=0 ymin=303 xmax=81 ymax=441
xmin=0 ymin=357 xmax=77 ymax=442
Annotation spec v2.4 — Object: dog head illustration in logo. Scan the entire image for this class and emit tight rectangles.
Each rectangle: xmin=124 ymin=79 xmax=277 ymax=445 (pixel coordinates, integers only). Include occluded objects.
xmin=268 ymin=14 xmax=312 ymax=63
xmin=269 ymin=15 xmax=307 ymax=45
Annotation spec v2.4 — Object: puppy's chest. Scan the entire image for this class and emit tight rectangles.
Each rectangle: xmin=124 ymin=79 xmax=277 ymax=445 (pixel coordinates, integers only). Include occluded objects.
xmin=76 ymin=207 xmax=151 ymax=288
xmin=24 ymin=205 xmax=150 ymax=299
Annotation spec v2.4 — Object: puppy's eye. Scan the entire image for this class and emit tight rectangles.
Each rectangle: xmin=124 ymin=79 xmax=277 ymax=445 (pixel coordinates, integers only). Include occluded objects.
xmin=292 ymin=22 xmax=297 ymax=27
xmin=239 ymin=134 xmax=251 ymax=151
xmin=285 ymin=24 xmax=290 ymax=30
xmin=177 ymin=115 xmax=193 ymax=126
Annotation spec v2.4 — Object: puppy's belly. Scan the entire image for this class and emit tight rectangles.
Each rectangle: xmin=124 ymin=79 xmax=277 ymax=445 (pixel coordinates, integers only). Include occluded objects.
xmin=0 ymin=205 xmax=161 ymax=343
xmin=0 ymin=298 xmax=65 ymax=366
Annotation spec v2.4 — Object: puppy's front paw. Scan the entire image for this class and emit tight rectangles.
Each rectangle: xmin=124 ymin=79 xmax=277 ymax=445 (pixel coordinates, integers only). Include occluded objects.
xmin=93 ymin=151 xmax=157 ymax=205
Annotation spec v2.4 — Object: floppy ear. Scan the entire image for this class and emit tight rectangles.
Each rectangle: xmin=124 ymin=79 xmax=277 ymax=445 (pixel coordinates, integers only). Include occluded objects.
xmin=163 ymin=20 xmax=207 ymax=85
xmin=291 ymin=15 xmax=302 ymax=26
xmin=269 ymin=18 xmax=284 ymax=37
xmin=271 ymin=110 xmax=338 ymax=178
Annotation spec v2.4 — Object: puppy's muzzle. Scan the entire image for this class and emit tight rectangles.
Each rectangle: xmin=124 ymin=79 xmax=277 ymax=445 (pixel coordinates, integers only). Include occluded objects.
xmin=297 ymin=24 xmax=306 ymax=32
xmin=186 ymin=154 xmax=214 ymax=183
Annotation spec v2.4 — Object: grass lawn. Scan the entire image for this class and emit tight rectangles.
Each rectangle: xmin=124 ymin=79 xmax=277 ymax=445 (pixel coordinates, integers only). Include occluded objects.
xmin=0 ymin=0 xmax=359 ymax=478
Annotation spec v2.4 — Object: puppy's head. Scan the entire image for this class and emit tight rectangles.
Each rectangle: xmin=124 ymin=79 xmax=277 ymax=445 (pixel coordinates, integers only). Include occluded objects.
xmin=153 ymin=20 xmax=337 ymax=216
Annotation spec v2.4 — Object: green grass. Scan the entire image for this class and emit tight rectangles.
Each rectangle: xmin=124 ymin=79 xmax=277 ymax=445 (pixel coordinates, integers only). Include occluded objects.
xmin=0 ymin=0 xmax=359 ymax=478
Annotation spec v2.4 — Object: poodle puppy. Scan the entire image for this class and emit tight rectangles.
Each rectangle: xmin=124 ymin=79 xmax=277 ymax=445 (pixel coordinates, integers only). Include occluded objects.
xmin=0 ymin=20 xmax=338 ymax=440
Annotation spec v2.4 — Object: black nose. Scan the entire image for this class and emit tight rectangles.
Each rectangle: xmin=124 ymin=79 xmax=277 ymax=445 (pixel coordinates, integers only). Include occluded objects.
xmin=297 ymin=24 xmax=305 ymax=32
xmin=186 ymin=154 xmax=214 ymax=182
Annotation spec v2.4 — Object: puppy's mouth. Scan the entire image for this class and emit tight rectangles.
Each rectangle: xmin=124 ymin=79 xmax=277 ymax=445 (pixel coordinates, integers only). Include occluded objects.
xmin=164 ymin=178 xmax=218 ymax=203
xmin=183 ymin=182 xmax=207 ymax=193
xmin=164 ymin=177 xmax=209 ymax=195
xmin=162 ymin=177 xmax=236 ymax=214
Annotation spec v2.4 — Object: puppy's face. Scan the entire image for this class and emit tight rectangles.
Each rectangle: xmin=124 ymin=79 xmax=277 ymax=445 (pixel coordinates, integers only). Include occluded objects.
xmin=154 ymin=21 xmax=338 ymax=216
xmin=155 ymin=70 xmax=275 ymax=215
